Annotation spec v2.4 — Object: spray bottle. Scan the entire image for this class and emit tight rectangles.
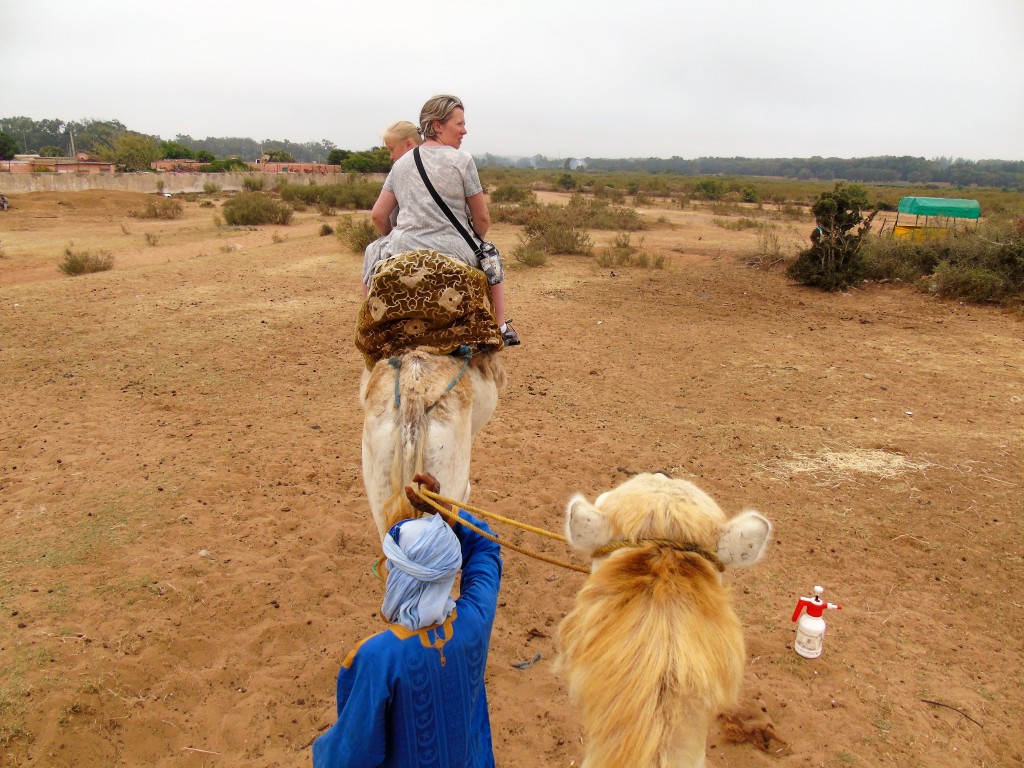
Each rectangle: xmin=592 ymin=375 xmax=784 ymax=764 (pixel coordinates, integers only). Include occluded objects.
xmin=792 ymin=585 xmax=842 ymax=659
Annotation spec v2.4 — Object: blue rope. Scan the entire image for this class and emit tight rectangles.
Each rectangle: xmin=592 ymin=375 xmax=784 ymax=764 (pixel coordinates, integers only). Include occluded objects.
xmin=388 ymin=356 xmax=402 ymax=408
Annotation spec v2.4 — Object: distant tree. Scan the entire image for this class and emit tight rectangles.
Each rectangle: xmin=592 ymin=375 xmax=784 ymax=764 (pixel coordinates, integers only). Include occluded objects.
xmin=556 ymin=173 xmax=576 ymax=190
xmin=64 ymin=119 xmax=127 ymax=154
xmin=693 ymin=178 xmax=725 ymax=200
xmin=102 ymin=132 xmax=161 ymax=172
xmin=787 ymin=183 xmax=877 ymax=291
xmin=159 ymin=140 xmax=195 ymax=160
xmin=0 ymin=131 xmax=19 ymax=159
xmin=194 ymin=149 xmax=215 ymax=163
xmin=342 ymin=147 xmax=391 ymax=173
xmin=264 ymin=148 xmax=296 ymax=163
xmin=327 ymin=148 xmax=352 ymax=166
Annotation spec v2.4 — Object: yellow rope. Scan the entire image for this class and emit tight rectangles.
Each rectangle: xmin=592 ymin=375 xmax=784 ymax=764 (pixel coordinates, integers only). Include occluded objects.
xmin=412 ymin=487 xmax=590 ymax=574
xmin=409 ymin=488 xmax=723 ymax=575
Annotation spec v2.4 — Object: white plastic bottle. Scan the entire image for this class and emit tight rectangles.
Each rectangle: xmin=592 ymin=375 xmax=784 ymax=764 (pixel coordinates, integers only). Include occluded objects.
xmin=791 ymin=585 xmax=842 ymax=659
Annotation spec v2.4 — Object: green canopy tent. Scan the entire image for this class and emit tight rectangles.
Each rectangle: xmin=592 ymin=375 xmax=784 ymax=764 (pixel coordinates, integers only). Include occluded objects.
xmin=893 ymin=197 xmax=980 ymax=237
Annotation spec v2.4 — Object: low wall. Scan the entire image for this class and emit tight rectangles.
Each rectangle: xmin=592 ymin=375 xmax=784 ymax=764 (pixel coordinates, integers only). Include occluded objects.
xmin=0 ymin=171 xmax=386 ymax=195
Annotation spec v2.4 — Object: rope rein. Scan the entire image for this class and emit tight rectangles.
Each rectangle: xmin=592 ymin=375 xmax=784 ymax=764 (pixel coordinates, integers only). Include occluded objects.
xmin=411 ymin=487 xmax=724 ymax=575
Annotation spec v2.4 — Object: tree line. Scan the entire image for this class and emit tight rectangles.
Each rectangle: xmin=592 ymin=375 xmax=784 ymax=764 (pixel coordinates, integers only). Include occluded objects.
xmin=0 ymin=116 xmax=391 ymax=173
xmin=2 ymin=115 xmax=1022 ymax=188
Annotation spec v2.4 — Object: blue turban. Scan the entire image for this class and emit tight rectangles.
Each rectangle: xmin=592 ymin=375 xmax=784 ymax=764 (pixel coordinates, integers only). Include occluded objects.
xmin=381 ymin=513 xmax=462 ymax=630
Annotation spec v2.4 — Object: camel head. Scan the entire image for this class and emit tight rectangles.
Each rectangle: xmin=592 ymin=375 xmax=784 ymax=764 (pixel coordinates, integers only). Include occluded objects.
xmin=564 ymin=472 xmax=771 ymax=570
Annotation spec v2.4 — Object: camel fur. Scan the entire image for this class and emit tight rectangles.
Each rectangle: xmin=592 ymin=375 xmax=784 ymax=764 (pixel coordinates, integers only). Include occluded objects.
xmin=557 ymin=472 xmax=771 ymax=768
xmin=360 ymin=349 xmax=506 ymax=538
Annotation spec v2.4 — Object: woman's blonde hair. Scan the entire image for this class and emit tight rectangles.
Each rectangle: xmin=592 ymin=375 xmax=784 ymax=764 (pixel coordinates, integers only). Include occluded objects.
xmin=419 ymin=94 xmax=464 ymax=141
xmin=383 ymin=120 xmax=422 ymax=147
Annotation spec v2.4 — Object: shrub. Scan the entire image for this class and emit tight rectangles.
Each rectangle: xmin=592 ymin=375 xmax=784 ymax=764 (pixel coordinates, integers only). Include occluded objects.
xmin=595 ymin=233 xmax=664 ymax=269
xmin=787 ymin=183 xmax=876 ymax=291
xmin=59 ymin=246 xmax=113 ymax=275
xmin=222 ymin=192 xmax=293 ymax=226
xmin=490 ymin=183 xmax=536 ymax=204
xmin=336 ymin=216 xmax=379 ymax=253
xmin=242 ymin=175 xmax=265 ymax=192
xmin=144 ymin=232 xmax=159 ymax=246
xmin=278 ymin=180 xmax=381 ymax=211
xmin=693 ymin=179 xmax=725 ymax=201
xmin=319 ymin=223 xmax=334 ymax=236
xmin=131 ymin=198 xmax=183 ymax=220
xmin=203 ymin=182 xmax=221 ymax=194
xmin=863 ymin=213 xmax=1024 ymax=303
xmin=511 ymin=236 xmax=547 ymax=267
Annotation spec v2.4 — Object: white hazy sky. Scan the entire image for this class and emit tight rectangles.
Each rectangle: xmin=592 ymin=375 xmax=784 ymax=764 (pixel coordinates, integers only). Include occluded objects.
xmin=3 ymin=0 xmax=1023 ymax=161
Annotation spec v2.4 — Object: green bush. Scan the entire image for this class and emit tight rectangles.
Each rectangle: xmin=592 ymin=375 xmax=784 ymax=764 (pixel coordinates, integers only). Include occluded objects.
xmin=490 ymin=183 xmax=536 ymax=204
xmin=203 ymin=182 xmax=221 ymax=194
xmin=278 ymin=181 xmax=381 ymax=211
xmin=242 ymin=175 xmax=265 ymax=192
xmin=222 ymin=192 xmax=293 ymax=226
xmin=319 ymin=223 xmax=334 ymax=236
xmin=59 ymin=246 xmax=113 ymax=276
xmin=787 ymin=183 xmax=876 ymax=291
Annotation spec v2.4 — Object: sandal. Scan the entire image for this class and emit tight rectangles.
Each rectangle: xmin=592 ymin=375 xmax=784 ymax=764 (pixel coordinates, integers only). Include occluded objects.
xmin=501 ymin=321 xmax=521 ymax=347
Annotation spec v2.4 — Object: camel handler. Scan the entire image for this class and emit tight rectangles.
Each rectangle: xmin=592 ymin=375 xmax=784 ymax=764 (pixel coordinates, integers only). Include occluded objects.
xmin=312 ymin=472 xmax=503 ymax=768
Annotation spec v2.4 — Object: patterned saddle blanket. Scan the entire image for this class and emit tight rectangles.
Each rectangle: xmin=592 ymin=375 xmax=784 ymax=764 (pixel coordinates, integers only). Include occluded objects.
xmin=355 ymin=250 xmax=503 ymax=369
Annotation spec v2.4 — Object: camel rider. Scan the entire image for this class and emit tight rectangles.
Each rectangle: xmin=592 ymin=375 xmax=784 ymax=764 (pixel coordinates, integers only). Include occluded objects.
xmin=312 ymin=472 xmax=503 ymax=768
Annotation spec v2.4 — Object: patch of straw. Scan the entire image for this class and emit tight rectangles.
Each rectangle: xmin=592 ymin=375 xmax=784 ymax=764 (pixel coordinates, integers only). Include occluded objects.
xmin=766 ymin=449 xmax=931 ymax=479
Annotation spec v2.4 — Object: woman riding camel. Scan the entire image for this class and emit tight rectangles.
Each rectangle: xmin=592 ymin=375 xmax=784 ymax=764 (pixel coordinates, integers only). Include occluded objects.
xmin=360 ymin=95 xmax=519 ymax=351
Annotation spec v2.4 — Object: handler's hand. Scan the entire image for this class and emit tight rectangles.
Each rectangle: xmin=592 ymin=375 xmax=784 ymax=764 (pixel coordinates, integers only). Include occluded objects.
xmin=405 ymin=472 xmax=441 ymax=515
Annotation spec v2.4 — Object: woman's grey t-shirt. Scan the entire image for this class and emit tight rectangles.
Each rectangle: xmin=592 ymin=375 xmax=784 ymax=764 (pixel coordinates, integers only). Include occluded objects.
xmin=384 ymin=146 xmax=483 ymax=264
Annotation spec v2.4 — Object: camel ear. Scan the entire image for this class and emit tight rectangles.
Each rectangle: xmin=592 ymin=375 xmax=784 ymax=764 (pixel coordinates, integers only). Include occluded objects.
xmin=565 ymin=494 xmax=612 ymax=554
xmin=717 ymin=510 xmax=771 ymax=569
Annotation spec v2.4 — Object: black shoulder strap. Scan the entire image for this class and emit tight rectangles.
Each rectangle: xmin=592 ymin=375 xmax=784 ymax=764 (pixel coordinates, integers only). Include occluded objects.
xmin=413 ymin=146 xmax=481 ymax=253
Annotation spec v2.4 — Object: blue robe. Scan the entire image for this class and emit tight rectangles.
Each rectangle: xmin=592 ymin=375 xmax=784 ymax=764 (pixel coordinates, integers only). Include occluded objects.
xmin=313 ymin=511 xmax=502 ymax=768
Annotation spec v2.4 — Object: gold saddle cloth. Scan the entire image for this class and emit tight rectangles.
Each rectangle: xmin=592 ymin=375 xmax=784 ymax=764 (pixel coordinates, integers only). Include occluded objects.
xmin=355 ymin=250 xmax=503 ymax=369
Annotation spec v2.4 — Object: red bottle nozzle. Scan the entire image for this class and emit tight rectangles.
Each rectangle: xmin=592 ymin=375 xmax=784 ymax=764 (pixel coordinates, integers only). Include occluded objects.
xmin=792 ymin=586 xmax=842 ymax=621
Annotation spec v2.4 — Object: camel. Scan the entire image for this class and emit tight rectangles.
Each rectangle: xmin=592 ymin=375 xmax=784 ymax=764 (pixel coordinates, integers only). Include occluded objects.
xmin=360 ymin=348 xmax=506 ymax=538
xmin=556 ymin=472 xmax=771 ymax=768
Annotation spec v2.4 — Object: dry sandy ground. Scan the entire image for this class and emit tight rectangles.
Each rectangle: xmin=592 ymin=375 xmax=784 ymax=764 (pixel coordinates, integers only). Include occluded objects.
xmin=1 ymin=189 xmax=1022 ymax=768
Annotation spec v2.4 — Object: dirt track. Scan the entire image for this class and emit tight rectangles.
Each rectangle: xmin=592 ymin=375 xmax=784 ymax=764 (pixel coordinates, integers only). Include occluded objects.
xmin=1 ymin=190 xmax=1022 ymax=767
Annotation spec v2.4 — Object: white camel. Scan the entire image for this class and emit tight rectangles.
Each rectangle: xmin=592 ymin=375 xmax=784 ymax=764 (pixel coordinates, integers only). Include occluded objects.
xmin=360 ymin=348 xmax=506 ymax=538
xmin=557 ymin=472 xmax=772 ymax=768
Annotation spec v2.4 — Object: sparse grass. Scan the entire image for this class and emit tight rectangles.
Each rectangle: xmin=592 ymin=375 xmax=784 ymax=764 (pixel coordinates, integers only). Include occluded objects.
xmin=144 ymin=232 xmax=159 ymax=246
xmin=595 ymin=233 xmax=665 ymax=269
xmin=271 ymin=233 xmax=285 ymax=244
xmin=747 ymin=223 xmax=789 ymax=271
xmin=59 ymin=246 xmax=113 ymax=276
xmin=712 ymin=216 xmax=764 ymax=231
xmin=120 ymin=223 xmax=131 ymax=235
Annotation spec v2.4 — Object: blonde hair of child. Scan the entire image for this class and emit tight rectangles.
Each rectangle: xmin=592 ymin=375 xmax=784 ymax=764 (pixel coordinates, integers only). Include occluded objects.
xmin=383 ymin=120 xmax=422 ymax=147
